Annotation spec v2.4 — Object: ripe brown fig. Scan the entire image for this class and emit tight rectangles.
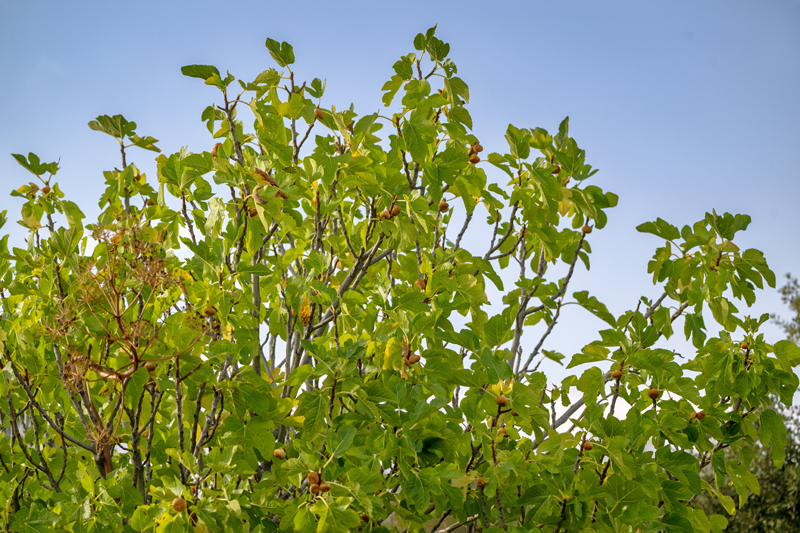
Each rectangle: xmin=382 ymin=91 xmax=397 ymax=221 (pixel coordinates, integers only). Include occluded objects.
xmin=497 ymin=427 xmax=508 ymax=437
xmin=254 ymin=167 xmax=279 ymax=187
xmin=361 ymin=513 xmax=369 ymax=522
xmin=144 ymin=362 xmax=157 ymax=373
xmin=407 ymin=353 xmax=421 ymax=365
xmin=552 ymin=165 xmax=561 ymax=175
xmin=41 ymin=185 xmax=51 ymax=194
xmin=211 ymin=142 xmax=222 ymax=158
xmin=319 ymin=483 xmax=331 ymax=493
xmin=741 ymin=341 xmax=750 ymax=350
xmin=472 ymin=142 xmax=483 ymax=153
xmin=273 ymin=447 xmax=287 ymax=460
xmin=172 ymin=497 xmax=187 ymax=513
xmin=415 ymin=279 xmax=426 ymax=291
xmin=204 ymin=306 xmax=217 ymax=317
xmin=582 ymin=441 xmax=594 ymax=451
xmin=476 ymin=477 xmax=487 ymax=488
xmin=469 ymin=154 xmax=480 ymax=164
xmin=309 ymin=483 xmax=320 ymax=495
xmin=582 ymin=224 xmax=593 ymax=235
xmin=611 ymin=369 xmax=623 ymax=380
xmin=648 ymin=388 xmax=660 ymax=400
xmin=249 ymin=208 xmax=258 ymax=218
xmin=696 ymin=411 xmax=706 ymax=420
xmin=274 ymin=190 xmax=289 ymax=200
xmin=438 ymin=200 xmax=449 ymax=213
xmin=495 ymin=394 xmax=509 ymax=407
xmin=511 ymin=410 xmax=520 ymax=417
xmin=380 ymin=210 xmax=391 ymax=220
xmin=346 ymin=121 xmax=354 ymax=133
xmin=391 ymin=205 xmax=401 ymax=217
xmin=335 ymin=259 xmax=343 ymax=270
xmin=307 ymin=471 xmax=320 ymax=485
xmin=146 ymin=199 xmax=155 ymax=207
xmin=314 ymin=108 xmax=325 ymax=121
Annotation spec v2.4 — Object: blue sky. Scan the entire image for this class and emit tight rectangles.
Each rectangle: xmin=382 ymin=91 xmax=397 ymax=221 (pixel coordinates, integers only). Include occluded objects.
xmin=1 ymin=0 xmax=799 ymax=381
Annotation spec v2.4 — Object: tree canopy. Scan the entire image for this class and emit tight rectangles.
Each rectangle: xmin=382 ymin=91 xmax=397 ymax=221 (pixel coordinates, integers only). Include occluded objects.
xmin=1 ymin=27 xmax=798 ymax=533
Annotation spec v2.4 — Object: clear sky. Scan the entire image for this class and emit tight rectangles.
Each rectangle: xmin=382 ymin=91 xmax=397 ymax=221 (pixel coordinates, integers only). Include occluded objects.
xmin=1 ymin=0 xmax=799 ymax=385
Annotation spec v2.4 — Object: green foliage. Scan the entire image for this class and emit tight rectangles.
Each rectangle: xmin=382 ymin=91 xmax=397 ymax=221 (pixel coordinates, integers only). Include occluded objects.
xmin=0 ymin=27 xmax=797 ymax=532
xmin=696 ymin=405 xmax=800 ymax=532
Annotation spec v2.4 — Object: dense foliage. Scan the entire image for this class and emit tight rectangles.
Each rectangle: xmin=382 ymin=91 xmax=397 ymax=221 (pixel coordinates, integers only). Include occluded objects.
xmin=696 ymin=404 xmax=800 ymax=532
xmin=1 ymin=27 xmax=798 ymax=532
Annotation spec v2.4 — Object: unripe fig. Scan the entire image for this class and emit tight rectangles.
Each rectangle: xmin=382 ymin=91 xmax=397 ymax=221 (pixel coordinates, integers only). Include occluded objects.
xmin=391 ymin=205 xmax=401 ymax=217
xmin=211 ymin=143 xmax=222 ymax=158
xmin=314 ymin=108 xmax=325 ymax=121
xmin=611 ymin=369 xmax=623 ymax=380
xmin=696 ymin=411 xmax=706 ymax=420
xmin=309 ymin=483 xmax=320 ymax=495
xmin=415 ymin=279 xmax=426 ymax=291
xmin=319 ymin=483 xmax=331 ymax=493
xmin=172 ymin=497 xmax=187 ymax=513
xmin=273 ymin=447 xmax=287 ymax=460
xmin=249 ymin=208 xmax=258 ymax=218
xmin=690 ymin=411 xmax=698 ymax=421
xmin=648 ymin=388 xmax=660 ymax=400
xmin=41 ymin=185 xmax=51 ymax=194
xmin=204 ymin=306 xmax=217 ymax=317
xmin=469 ymin=154 xmax=480 ymax=164
xmin=495 ymin=394 xmax=509 ymax=407
xmin=473 ymin=142 xmax=483 ymax=153
xmin=438 ymin=200 xmax=449 ymax=213
xmin=144 ymin=362 xmax=157 ymax=373
xmin=582 ymin=225 xmax=593 ymax=234
xmin=380 ymin=210 xmax=391 ymax=220
xmin=307 ymin=471 xmax=320 ymax=485
xmin=582 ymin=441 xmax=594 ymax=451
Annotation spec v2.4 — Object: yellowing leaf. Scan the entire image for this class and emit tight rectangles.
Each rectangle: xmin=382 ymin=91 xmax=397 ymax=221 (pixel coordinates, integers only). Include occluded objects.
xmin=384 ymin=337 xmax=403 ymax=370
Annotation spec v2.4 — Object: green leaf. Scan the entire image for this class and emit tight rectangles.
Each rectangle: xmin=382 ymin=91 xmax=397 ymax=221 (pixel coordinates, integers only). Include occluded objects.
xmin=759 ymin=409 xmax=787 ymax=466
xmin=11 ymin=153 xmax=59 ymax=177
xmin=636 ymin=218 xmax=680 ymax=241
xmin=88 ymin=114 xmax=136 ymax=140
xmin=265 ymin=38 xmax=295 ymax=67
xmin=124 ymin=367 xmax=149 ymax=410
xmin=774 ymin=339 xmax=800 ymax=371
xmin=573 ymin=291 xmax=615 ymax=326
xmin=402 ymin=110 xmax=436 ymax=161
xmin=332 ymin=425 xmax=356 ymax=457
xmin=181 ymin=64 xmax=221 ymax=81
xmin=483 ymin=313 xmax=513 ymax=348
xmin=478 ymin=349 xmax=512 ymax=384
